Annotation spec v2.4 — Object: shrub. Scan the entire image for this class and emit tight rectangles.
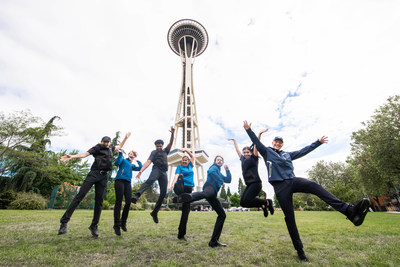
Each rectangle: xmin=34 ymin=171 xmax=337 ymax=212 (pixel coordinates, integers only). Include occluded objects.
xmin=0 ymin=190 xmax=17 ymax=209
xmin=9 ymin=192 xmax=47 ymax=210
xmin=103 ymin=200 xmax=110 ymax=210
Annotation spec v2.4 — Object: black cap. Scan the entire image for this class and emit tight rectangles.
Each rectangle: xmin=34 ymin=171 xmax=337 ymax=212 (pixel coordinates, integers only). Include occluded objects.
xmin=101 ymin=136 xmax=111 ymax=143
xmin=273 ymin=136 xmax=283 ymax=142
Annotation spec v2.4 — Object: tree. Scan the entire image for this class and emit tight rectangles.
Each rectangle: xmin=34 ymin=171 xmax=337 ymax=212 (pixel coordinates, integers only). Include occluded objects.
xmin=238 ymin=178 xmax=246 ymax=196
xmin=219 ymin=186 xmax=228 ymax=200
xmin=230 ymin=192 xmax=240 ymax=207
xmin=349 ymin=95 xmax=400 ymax=204
xmin=227 ymin=187 xmax=232 ymax=198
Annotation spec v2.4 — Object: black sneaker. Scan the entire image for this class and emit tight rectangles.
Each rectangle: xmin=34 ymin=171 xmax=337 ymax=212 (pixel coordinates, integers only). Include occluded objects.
xmin=347 ymin=198 xmax=370 ymax=226
xmin=121 ymin=224 xmax=127 ymax=232
xmin=113 ymin=226 xmax=121 ymax=236
xmin=58 ymin=223 xmax=67 ymax=235
xmin=178 ymin=236 xmax=187 ymax=241
xmin=88 ymin=225 xmax=99 ymax=238
xmin=297 ymin=250 xmax=309 ymax=262
xmin=150 ymin=211 xmax=159 ymax=224
xmin=261 ymin=204 xmax=269 ymax=218
xmin=208 ymin=240 xmax=227 ymax=248
xmin=267 ymin=199 xmax=275 ymax=215
xmin=178 ymin=193 xmax=193 ymax=203
xmin=131 ymin=196 xmax=138 ymax=204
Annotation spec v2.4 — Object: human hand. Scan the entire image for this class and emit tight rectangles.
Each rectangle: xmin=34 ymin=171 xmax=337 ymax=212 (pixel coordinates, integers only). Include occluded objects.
xmin=224 ymin=164 xmax=229 ymax=171
xmin=170 ymin=126 xmax=175 ymax=133
xmin=60 ymin=154 xmax=72 ymax=162
xmin=243 ymin=120 xmax=251 ymax=130
xmin=259 ymin=129 xmax=269 ymax=135
xmin=319 ymin=136 xmax=328 ymax=144
xmin=125 ymin=132 xmax=131 ymax=139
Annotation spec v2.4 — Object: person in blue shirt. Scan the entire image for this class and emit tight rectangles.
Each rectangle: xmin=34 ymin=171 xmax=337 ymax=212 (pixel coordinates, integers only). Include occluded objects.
xmin=113 ymin=150 xmax=142 ymax=236
xmin=228 ymin=133 xmax=274 ymax=217
xmin=168 ymin=148 xmax=195 ymax=241
xmin=176 ymin=155 xmax=231 ymax=247
xmin=243 ymin=120 xmax=370 ymax=262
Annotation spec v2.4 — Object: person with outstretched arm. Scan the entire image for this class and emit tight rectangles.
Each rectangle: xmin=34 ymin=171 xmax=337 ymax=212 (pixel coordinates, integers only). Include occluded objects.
xmin=132 ymin=127 xmax=175 ymax=224
xmin=228 ymin=133 xmax=274 ymax=217
xmin=113 ymin=149 xmax=142 ymax=236
xmin=175 ymin=155 xmax=231 ymax=247
xmin=168 ymin=148 xmax=195 ymax=241
xmin=58 ymin=132 xmax=131 ymax=237
xmin=243 ymin=120 xmax=370 ymax=262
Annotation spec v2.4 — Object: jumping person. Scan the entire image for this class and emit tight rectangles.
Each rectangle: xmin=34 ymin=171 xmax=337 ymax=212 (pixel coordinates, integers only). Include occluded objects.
xmin=58 ymin=132 xmax=131 ymax=237
xmin=176 ymin=155 xmax=231 ymax=247
xmin=228 ymin=135 xmax=274 ymax=217
xmin=243 ymin=120 xmax=370 ymax=261
xmin=113 ymin=150 xmax=142 ymax=236
xmin=133 ymin=126 xmax=175 ymax=224
xmin=168 ymin=148 xmax=195 ymax=241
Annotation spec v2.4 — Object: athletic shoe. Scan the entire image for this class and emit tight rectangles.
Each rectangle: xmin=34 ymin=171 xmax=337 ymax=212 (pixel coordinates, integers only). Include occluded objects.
xmin=267 ymin=199 xmax=275 ymax=215
xmin=261 ymin=204 xmax=269 ymax=217
xmin=208 ymin=240 xmax=227 ymax=247
xmin=121 ymin=224 xmax=127 ymax=232
xmin=297 ymin=250 xmax=309 ymax=262
xmin=88 ymin=225 xmax=99 ymax=238
xmin=58 ymin=223 xmax=67 ymax=235
xmin=113 ymin=226 xmax=121 ymax=236
xmin=347 ymin=198 xmax=370 ymax=226
xmin=131 ymin=196 xmax=138 ymax=204
xmin=150 ymin=211 xmax=159 ymax=224
xmin=178 ymin=236 xmax=187 ymax=241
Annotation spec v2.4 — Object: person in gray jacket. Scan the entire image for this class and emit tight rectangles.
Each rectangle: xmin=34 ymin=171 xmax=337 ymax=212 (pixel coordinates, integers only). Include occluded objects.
xmin=243 ymin=120 xmax=370 ymax=262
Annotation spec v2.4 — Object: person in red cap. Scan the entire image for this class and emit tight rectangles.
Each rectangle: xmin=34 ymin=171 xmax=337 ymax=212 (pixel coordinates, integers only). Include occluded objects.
xmin=58 ymin=132 xmax=130 ymax=237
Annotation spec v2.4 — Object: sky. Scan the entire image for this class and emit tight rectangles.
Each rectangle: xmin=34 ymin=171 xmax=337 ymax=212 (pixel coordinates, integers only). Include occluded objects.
xmin=1 ymin=0 xmax=399 ymax=198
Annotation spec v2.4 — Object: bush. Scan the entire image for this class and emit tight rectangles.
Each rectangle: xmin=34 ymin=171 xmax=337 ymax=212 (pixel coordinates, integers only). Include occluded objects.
xmin=103 ymin=200 xmax=110 ymax=210
xmin=8 ymin=192 xmax=47 ymax=210
xmin=0 ymin=190 xmax=17 ymax=209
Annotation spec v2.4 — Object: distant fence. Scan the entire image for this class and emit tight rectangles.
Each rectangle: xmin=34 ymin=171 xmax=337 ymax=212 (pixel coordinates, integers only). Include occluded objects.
xmin=48 ymin=182 xmax=95 ymax=209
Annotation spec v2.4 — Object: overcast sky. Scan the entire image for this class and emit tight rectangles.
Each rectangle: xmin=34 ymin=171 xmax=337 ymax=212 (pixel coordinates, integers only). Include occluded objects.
xmin=1 ymin=0 xmax=399 ymax=198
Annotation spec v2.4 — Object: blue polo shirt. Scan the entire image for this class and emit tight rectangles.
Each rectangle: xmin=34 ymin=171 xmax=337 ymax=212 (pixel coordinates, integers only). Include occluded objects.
xmin=175 ymin=162 xmax=195 ymax=187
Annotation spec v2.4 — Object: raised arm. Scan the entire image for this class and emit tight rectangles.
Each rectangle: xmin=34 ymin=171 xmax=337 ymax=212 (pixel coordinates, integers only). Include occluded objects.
xmin=165 ymin=126 xmax=175 ymax=152
xmin=115 ymin=132 xmax=131 ymax=151
xmin=243 ymin=120 xmax=268 ymax=156
xmin=227 ymin=138 xmax=242 ymax=159
xmin=181 ymin=148 xmax=195 ymax=164
xmin=135 ymin=159 xmax=152 ymax=179
xmin=60 ymin=152 xmax=90 ymax=162
xmin=254 ymin=129 xmax=269 ymax=157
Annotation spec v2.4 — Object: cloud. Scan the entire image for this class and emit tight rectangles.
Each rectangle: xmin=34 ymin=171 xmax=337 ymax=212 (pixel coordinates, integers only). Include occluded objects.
xmin=1 ymin=0 xmax=399 ymax=199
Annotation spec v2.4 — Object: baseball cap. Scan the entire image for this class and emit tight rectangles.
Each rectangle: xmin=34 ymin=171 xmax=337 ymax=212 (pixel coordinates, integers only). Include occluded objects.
xmin=273 ymin=136 xmax=284 ymax=142
xmin=101 ymin=136 xmax=111 ymax=143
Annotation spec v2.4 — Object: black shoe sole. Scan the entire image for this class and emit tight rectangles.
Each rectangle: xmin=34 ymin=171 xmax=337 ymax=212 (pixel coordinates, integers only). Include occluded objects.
xmin=353 ymin=198 xmax=370 ymax=226
xmin=267 ymin=199 xmax=275 ymax=215
xmin=150 ymin=212 xmax=159 ymax=224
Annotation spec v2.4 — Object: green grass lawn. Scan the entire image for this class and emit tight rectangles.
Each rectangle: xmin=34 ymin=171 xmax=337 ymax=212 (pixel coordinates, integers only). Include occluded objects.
xmin=0 ymin=209 xmax=399 ymax=266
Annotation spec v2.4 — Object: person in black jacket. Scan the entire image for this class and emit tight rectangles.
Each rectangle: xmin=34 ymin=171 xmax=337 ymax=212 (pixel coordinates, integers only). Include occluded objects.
xmin=228 ymin=132 xmax=274 ymax=217
xmin=133 ymin=127 xmax=175 ymax=224
xmin=58 ymin=133 xmax=130 ymax=237
xmin=243 ymin=120 xmax=370 ymax=262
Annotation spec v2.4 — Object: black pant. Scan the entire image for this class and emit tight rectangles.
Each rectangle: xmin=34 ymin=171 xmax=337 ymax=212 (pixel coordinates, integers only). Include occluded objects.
xmin=189 ymin=184 xmax=226 ymax=242
xmin=135 ymin=167 xmax=168 ymax=214
xmin=114 ymin=179 xmax=132 ymax=227
xmin=271 ymin=177 xmax=349 ymax=251
xmin=178 ymin=185 xmax=193 ymax=238
xmin=240 ymin=182 xmax=268 ymax=208
xmin=60 ymin=170 xmax=108 ymax=226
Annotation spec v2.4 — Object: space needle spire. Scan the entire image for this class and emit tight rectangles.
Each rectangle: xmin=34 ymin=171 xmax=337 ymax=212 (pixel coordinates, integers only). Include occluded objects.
xmin=167 ymin=19 xmax=209 ymax=191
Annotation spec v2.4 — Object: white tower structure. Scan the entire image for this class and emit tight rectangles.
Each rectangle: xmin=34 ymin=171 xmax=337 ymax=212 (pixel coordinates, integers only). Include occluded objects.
xmin=167 ymin=19 xmax=209 ymax=191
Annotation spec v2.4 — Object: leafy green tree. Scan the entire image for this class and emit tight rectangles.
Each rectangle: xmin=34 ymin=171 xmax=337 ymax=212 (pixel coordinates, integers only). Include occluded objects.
xmin=230 ymin=192 xmax=240 ymax=207
xmin=349 ymin=95 xmax=400 ymax=204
